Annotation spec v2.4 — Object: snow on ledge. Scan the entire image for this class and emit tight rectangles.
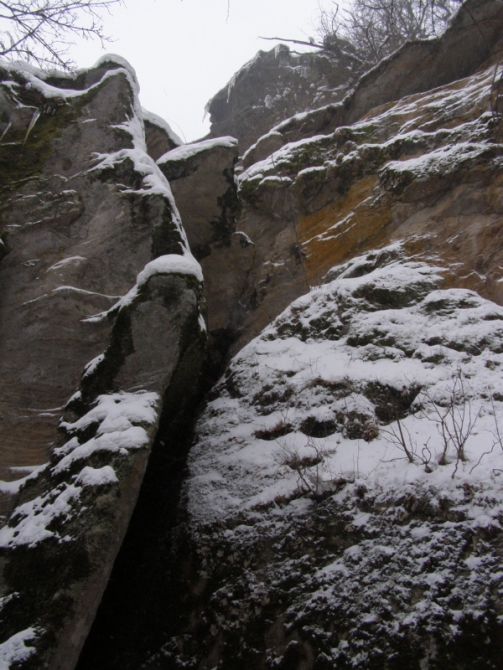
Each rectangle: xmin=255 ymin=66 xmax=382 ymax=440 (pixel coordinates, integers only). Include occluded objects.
xmin=157 ymin=136 xmax=238 ymax=165
xmin=0 ymin=465 xmax=47 ymax=496
xmin=136 ymin=254 xmax=203 ymax=286
xmin=0 ymin=391 xmax=160 ymax=549
xmin=76 ymin=466 xmax=119 ymax=487
xmin=86 ymin=254 xmax=203 ymax=322
xmin=0 ymin=628 xmax=38 ymax=670
xmin=92 ymin=53 xmax=140 ymax=91
xmin=55 ymin=391 xmax=160 ymax=474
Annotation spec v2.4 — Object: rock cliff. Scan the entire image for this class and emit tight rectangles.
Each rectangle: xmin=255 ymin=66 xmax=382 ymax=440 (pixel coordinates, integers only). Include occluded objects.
xmin=1 ymin=0 xmax=503 ymax=668
xmin=206 ymin=44 xmax=357 ymax=154
xmin=0 ymin=56 xmax=205 ymax=669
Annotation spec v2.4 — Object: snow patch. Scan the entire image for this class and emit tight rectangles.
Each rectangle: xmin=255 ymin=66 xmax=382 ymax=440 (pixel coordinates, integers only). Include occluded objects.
xmin=0 ymin=628 xmax=38 ymax=670
xmin=75 ymin=466 xmax=118 ymax=487
xmin=54 ymin=391 xmax=160 ymax=473
xmin=157 ymin=136 xmax=238 ymax=165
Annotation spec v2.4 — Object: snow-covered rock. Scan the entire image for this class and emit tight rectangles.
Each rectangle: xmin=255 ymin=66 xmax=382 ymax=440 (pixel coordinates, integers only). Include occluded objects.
xmin=206 ymin=44 xmax=356 ymax=154
xmin=243 ymin=0 xmax=503 ymax=167
xmin=0 ymin=55 xmax=206 ymax=670
xmin=150 ymin=244 xmax=503 ymax=669
xmin=2 ymin=1 xmax=503 ymax=668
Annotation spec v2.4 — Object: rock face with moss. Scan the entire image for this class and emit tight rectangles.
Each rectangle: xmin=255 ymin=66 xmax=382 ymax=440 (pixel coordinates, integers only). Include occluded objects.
xmin=0 ymin=58 xmax=205 ymax=670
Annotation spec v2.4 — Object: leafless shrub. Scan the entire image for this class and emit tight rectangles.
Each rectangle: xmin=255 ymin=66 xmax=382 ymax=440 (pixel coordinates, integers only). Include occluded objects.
xmin=422 ymin=371 xmax=480 ymax=477
xmin=382 ymin=371 xmax=482 ymax=477
xmin=381 ymin=418 xmax=432 ymax=471
xmin=491 ymin=396 xmax=503 ymax=453
xmin=316 ymin=0 xmax=460 ymax=70
xmin=274 ymin=437 xmax=345 ymax=496
xmin=470 ymin=397 xmax=503 ymax=473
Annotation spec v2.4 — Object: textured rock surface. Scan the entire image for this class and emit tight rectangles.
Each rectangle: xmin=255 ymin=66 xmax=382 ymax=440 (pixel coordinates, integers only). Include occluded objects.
xmin=229 ymin=45 xmax=503 ymax=356
xmin=157 ymin=137 xmax=239 ymax=263
xmin=157 ymin=136 xmax=253 ymax=380
xmin=206 ymin=45 xmax=356 ymax=155
xmin=0 ymin=58 xmax=205 ymax=670
xmin=244 ymin=0 xmax=503 ymax=167
xmin=141 ymin=246 xmax=503 ymax=670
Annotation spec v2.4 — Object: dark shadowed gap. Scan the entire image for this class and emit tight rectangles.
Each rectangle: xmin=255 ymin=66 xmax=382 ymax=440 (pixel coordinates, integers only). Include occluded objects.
xmin=75 ymin=398 xmax=197 ymax=670
xmin=75 ymin=329 xmax=232 ymax=670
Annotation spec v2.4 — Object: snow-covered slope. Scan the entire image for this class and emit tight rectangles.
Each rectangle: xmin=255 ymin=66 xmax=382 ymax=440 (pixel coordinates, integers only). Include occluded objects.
xmin=153 ymin=244 xmax=503 ymax=669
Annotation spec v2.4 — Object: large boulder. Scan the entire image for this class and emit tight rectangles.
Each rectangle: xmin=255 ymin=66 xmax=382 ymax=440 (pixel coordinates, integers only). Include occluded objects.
xmin=145 ymin=245 xmax=503 ymax=669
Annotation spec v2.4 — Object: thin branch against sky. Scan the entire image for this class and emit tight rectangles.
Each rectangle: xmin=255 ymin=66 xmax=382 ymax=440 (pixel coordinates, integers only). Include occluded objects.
xmin=63 ymin=0 xmax=327 ymax=141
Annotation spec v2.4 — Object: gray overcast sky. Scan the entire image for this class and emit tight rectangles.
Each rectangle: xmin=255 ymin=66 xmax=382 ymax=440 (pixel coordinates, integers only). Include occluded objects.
xmin=68 ymin=0 xmax=326 ymax=142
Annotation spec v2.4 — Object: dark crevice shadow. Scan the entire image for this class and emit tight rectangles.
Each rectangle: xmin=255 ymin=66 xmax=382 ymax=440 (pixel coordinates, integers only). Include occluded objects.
xmin=75 ymin=330 xmax=234 ymax=670
xmin=75 ymin=396 xmax=198 ymax=670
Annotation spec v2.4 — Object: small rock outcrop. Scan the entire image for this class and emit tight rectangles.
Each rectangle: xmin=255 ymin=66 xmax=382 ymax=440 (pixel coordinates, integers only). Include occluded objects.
xmin=143 ymin=108 xmax=183 ymax=161
xmin=206 ymin=44 xmax=356 ymax=154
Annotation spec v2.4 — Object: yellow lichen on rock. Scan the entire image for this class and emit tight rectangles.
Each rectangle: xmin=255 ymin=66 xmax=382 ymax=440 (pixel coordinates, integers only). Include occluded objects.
xmin=298 ymin=176 xmax=392 ymax=283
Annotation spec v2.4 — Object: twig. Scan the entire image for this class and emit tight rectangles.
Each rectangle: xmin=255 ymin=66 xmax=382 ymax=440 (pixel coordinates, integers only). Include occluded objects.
xmin=258 ymin=35 xmax=325 ymax=50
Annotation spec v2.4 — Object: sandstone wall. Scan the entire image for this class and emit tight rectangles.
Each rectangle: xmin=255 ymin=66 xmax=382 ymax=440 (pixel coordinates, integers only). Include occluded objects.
xmin=0 ymin=57 xmax=205 ymax=670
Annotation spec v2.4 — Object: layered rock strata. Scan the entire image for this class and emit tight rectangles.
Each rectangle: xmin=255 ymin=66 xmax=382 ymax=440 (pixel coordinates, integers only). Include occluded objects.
xmin=244 ymin=0 xmax=503 ymax=167
xmin=231 ymin=36 xmax=503 ymax=354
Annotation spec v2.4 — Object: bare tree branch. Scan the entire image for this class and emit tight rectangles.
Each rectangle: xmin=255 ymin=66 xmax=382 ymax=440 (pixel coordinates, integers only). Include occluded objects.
xmin=258 ymin=35 xmax=326 ymax=50
xmin=315 ymin=0 xmax=461 ymax=71
xmin=0 ymin=0 xmax=122 ymax=70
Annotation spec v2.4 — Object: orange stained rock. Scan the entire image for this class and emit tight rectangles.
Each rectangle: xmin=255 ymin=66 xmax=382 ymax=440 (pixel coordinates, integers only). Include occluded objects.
xmin=298 ymin=176 xmax=392 ymax=283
